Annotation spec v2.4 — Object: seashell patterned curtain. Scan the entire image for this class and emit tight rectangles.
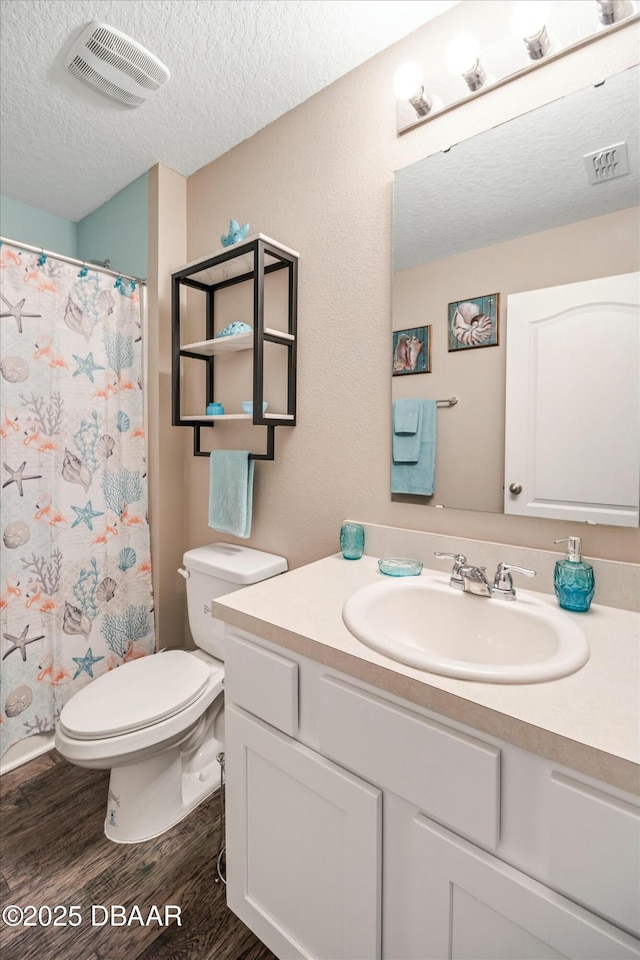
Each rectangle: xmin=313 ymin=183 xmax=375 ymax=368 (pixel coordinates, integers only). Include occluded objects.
xmin=0 ymin=243 xmax=155 ymax=758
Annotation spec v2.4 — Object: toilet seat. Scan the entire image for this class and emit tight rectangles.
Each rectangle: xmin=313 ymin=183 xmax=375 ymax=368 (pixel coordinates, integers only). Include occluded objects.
xmin=60 ymin=650 xmax=211 ymax=740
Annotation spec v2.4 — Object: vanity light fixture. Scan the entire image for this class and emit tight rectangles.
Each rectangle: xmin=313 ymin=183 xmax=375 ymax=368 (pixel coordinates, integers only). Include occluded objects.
xmin=445 ymin=33 xmax=486 ymax=91
xmin=511 ymin=1 xmax=553 ymax=59
xmin=394 ymin=1 xmax=639 ymax=136
xmin=392 ymin=62 xmax=439 ymax=117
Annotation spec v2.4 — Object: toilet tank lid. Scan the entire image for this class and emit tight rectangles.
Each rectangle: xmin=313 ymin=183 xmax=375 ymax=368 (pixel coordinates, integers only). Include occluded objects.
xmin=183 ymin=542 xmax=287 ymax=583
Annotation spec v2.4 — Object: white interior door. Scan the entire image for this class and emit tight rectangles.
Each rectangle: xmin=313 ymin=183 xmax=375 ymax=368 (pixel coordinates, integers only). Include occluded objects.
xmin=504 ymin=272 xmax=639 ymax=526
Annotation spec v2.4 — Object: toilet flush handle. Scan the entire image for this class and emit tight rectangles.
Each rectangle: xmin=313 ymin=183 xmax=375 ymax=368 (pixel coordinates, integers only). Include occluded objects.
xmin=177 ymin=567 xmax=190 ymax=579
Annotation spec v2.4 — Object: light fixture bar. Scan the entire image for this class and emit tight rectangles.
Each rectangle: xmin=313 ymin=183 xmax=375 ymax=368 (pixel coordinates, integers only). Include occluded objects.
xmin=396 ymin=11 xmax=639 ymax=136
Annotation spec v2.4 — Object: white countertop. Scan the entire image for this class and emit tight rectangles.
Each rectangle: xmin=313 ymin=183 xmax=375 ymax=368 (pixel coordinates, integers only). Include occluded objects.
xmin=212 ymin=554 xmax=640 ymax=794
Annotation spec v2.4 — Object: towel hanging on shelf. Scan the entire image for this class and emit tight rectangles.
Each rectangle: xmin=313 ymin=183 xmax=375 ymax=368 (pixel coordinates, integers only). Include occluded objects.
xmin=208 ymin=450 xmax=255 ymax=538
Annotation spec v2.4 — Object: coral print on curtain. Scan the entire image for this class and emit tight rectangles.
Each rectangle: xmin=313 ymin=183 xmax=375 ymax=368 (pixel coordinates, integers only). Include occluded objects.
xmin=0 ymin=243 xmax=155 ymax=758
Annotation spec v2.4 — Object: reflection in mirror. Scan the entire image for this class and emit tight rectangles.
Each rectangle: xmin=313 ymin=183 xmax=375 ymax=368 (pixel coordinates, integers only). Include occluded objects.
xmin=392 ymin=65 xmax=639 ymax=524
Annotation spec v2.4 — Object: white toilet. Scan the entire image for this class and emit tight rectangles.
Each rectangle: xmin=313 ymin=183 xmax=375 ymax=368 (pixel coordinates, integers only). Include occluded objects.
xmin=55 ymin=543 xmax=287 ymax=843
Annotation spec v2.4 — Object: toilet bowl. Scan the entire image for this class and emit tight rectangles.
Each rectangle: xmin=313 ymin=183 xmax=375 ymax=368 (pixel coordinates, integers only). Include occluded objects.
xmin=55 ymin=543 xmax=287 ymax=843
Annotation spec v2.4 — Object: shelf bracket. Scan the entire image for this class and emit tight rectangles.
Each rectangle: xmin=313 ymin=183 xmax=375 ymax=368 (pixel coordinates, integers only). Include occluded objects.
xmin=249 ymin=425 xmax=275 ymax=461
xmin=191 ymin=423 xmax=275 ymax=461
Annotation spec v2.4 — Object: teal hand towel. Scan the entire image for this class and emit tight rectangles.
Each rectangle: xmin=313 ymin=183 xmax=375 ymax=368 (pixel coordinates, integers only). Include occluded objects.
xmin=208 ymin=450 xmax=254 ymax=538
xmin=391 ymin=399 xmax=437 ymax=495
xmin=392 ymin=398 xmax=422 ymax=463
xmin=394 ymin=398 xmax=420 ymax=434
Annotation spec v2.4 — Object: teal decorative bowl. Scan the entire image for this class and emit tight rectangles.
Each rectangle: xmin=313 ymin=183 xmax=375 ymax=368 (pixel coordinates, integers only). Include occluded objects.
xmin=216 ymin=321 xmax=252 ymax=338
xmin=378 ymin=558 xmax=423 ymax=577
xmin=242 ymin=401 xmax=268 ymax=414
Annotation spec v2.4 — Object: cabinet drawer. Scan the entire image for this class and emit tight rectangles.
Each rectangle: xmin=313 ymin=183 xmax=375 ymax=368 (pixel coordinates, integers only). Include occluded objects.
xmin=548 ymin=773 xmax=640 ymax=936
xmin=225 ymin=634 xmax=298 ymax=735
xmin=318 ymin=676 xmax=500 ymax=849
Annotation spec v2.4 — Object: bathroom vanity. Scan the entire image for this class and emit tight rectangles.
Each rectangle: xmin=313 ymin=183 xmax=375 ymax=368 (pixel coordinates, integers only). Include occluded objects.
xmin=213 ymin=554 xmax=640 ymax=960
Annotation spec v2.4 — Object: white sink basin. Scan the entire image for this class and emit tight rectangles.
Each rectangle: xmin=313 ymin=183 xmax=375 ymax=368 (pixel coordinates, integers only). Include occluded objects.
xmin=342 ymin=574 xmax=590 ymax=683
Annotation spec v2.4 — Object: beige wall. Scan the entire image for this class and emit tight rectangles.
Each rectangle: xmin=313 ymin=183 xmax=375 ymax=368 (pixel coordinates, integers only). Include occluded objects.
xmin=147 ymin=164 xmax=188 ymax=648
xmin=393 ymin=206 xmax=640 ymax=514
xmin=182 ymin=0 xmax=639 ymax=571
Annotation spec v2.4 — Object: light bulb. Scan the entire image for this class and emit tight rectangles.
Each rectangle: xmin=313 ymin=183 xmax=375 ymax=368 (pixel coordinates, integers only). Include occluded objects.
xmin=511 ymin=1 xmax=552 ymax=39
xmin=445 ymin=33 xmax=480 ymax=76
xmin=393 ymin=62 xmax=424 ymax=101
xmin=392 ymin=61 xmax=439 ymax=118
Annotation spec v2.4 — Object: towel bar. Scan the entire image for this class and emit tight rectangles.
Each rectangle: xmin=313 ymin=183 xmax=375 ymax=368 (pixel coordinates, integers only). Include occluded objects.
xmin=192 ymin=424 xmax=275 ymax=461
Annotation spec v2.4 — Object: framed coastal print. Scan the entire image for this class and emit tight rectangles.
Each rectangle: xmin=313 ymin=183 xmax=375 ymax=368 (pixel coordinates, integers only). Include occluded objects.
xmin=392 ymin=325 xmax=431 ymax=375
xmin=448 ymin=293 xmax=499 ymax=351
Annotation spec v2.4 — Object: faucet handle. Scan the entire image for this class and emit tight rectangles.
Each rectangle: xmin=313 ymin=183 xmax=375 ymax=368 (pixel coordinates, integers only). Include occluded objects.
xmin=434 ymin=552 xmax=467 ymax=583
xmin=434 ymin=551 xmax=466 ymax=567
xmin=493 ymin=562 xmax=536 ymax=599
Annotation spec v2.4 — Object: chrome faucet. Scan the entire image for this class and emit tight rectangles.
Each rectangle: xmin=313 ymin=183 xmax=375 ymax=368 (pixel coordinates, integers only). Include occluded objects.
xmin=434 ymin=552 xmax=536 ymax=600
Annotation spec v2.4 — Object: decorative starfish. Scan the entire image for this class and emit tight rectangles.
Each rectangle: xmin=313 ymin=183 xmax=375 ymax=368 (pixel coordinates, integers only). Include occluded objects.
xmin=70 ymin=500 xmax=104 ymax=531
xmin=72 ymin=647 xmax=104 ymax=679
xmin=72 ymin=352 xmax=105 ymax=383
xmin=2 ymin=625 xmax=45 ymax=661
xmin=0 ymin=293 xmax=42 ymax=333
xmin=2 ymin=461 xmax=42 ymax=497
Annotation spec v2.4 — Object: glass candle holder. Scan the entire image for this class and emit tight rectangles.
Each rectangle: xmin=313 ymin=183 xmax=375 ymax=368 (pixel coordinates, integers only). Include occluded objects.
xmin=340 ymin=523 xmax=365 ymax=560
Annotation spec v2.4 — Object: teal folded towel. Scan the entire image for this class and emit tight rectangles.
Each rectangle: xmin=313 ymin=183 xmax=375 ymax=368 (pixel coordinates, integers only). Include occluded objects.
xmin=394 ymin=398 xmax=420 ymax=434
xmin=393 ymin=398 xmax=422 ymax=463
xmin=391 ymin=399 xmax=437 ymax=495
xmin=208 ymin=450 xmax=254 ymax=538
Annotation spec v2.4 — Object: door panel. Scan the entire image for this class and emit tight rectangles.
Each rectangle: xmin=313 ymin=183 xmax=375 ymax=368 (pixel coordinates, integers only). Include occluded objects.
xmin=225 ymin=705 xmax=382 ymax=960
xmin=410 ymin=815 xmax=640 ymax=960
xmin=504 ymin=272 xmax=639 ymax=525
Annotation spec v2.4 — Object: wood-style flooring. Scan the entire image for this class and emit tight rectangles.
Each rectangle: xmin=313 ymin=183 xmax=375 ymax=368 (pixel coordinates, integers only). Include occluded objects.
xmin=0 ymin=750 xmax=277 ymax=960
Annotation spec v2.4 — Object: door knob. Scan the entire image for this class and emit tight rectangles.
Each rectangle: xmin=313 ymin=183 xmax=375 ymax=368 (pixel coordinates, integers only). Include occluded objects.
xmin=509 ymin=482 xmax=522 ymax=495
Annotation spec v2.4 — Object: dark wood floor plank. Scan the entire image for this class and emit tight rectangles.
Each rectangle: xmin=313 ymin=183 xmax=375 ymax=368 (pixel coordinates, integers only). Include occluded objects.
xmin=0 ymin=751 xmax=276 ymax=960
xmin=0 ymin=751 xmax=57 ymax=791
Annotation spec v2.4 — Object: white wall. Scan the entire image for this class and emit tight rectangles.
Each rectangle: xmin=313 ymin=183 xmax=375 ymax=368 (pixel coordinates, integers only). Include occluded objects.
xmin=185 ymin=1 xmax=639 ymax=567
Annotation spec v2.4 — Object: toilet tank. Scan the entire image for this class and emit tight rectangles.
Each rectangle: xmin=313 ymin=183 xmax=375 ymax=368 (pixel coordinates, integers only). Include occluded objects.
xmin=181 ymin=543 xmax=287 ymax=659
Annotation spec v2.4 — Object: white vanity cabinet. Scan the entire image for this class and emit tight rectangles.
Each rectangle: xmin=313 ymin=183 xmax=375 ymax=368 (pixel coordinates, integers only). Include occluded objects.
xmin=224 ymin=646 xmax=382 ymax=960
xmin=223 ymin=629 xmax=640 ymax=960
xmin=406 ymin=816 xmax=639 ymax=960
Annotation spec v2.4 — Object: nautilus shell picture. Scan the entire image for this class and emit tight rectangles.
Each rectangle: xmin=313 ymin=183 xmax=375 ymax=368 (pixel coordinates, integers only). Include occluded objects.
xmin=448 ymin=293 xmax=499 ymax=351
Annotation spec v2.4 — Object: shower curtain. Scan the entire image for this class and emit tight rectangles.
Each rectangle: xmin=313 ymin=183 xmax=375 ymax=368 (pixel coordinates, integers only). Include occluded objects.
xmin=0 ymin=242 xmax=155 ymax=758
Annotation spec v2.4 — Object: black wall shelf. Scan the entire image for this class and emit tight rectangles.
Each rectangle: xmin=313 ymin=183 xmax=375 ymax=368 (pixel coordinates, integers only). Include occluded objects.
xmin=171 ymin=235 xmax=298 ymax=461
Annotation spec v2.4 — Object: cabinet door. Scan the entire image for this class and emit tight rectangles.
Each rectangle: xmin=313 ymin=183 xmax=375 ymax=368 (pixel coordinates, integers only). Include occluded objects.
xmin=504 ymin=272 xmax=639 ymax=526
xmin=225 ymin=705 xmax=382 ymax=960
xmin=408 ymin=815 xmax=640 ymax=960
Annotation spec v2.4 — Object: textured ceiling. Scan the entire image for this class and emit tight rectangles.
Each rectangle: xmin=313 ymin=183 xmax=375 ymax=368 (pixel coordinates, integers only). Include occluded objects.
xmin=394 ymin=65 xmax=640 ymax=269
xmin=0 ymin=0 xmax=457 ymax=221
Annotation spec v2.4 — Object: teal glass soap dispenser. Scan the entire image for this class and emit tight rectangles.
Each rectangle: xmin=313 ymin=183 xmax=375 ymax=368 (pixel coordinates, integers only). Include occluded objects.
xmin=553 ymin=537 xmax=594 ymax=612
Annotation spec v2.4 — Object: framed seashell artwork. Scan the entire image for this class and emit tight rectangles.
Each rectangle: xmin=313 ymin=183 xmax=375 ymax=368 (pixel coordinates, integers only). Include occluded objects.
xmin=392 ymin=325 xmax=431 ymax=375
xmin=448 ymin=293 xmax=499 ymax=351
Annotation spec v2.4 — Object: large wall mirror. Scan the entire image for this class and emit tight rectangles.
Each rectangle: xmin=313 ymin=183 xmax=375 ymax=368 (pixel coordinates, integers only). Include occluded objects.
xmin=392 ymin=65 xmax=639 ymax=527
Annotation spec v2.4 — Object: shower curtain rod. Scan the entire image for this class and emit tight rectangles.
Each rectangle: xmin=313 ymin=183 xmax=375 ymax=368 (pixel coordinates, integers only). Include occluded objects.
xmin=0 ymin=235 xmax=147 ymax=285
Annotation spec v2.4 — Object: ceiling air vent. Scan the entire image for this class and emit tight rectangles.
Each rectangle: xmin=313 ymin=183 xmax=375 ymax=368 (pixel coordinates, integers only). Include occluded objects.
xmin=64 ymin=21 xmax=170 ymax=107
xmin=583 ymin=142 xmax=629 ymax=185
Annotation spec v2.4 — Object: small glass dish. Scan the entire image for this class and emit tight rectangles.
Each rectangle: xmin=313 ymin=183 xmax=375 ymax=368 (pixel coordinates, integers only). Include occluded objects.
xmin=378 ymin=558 xmax=423 ymax=577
